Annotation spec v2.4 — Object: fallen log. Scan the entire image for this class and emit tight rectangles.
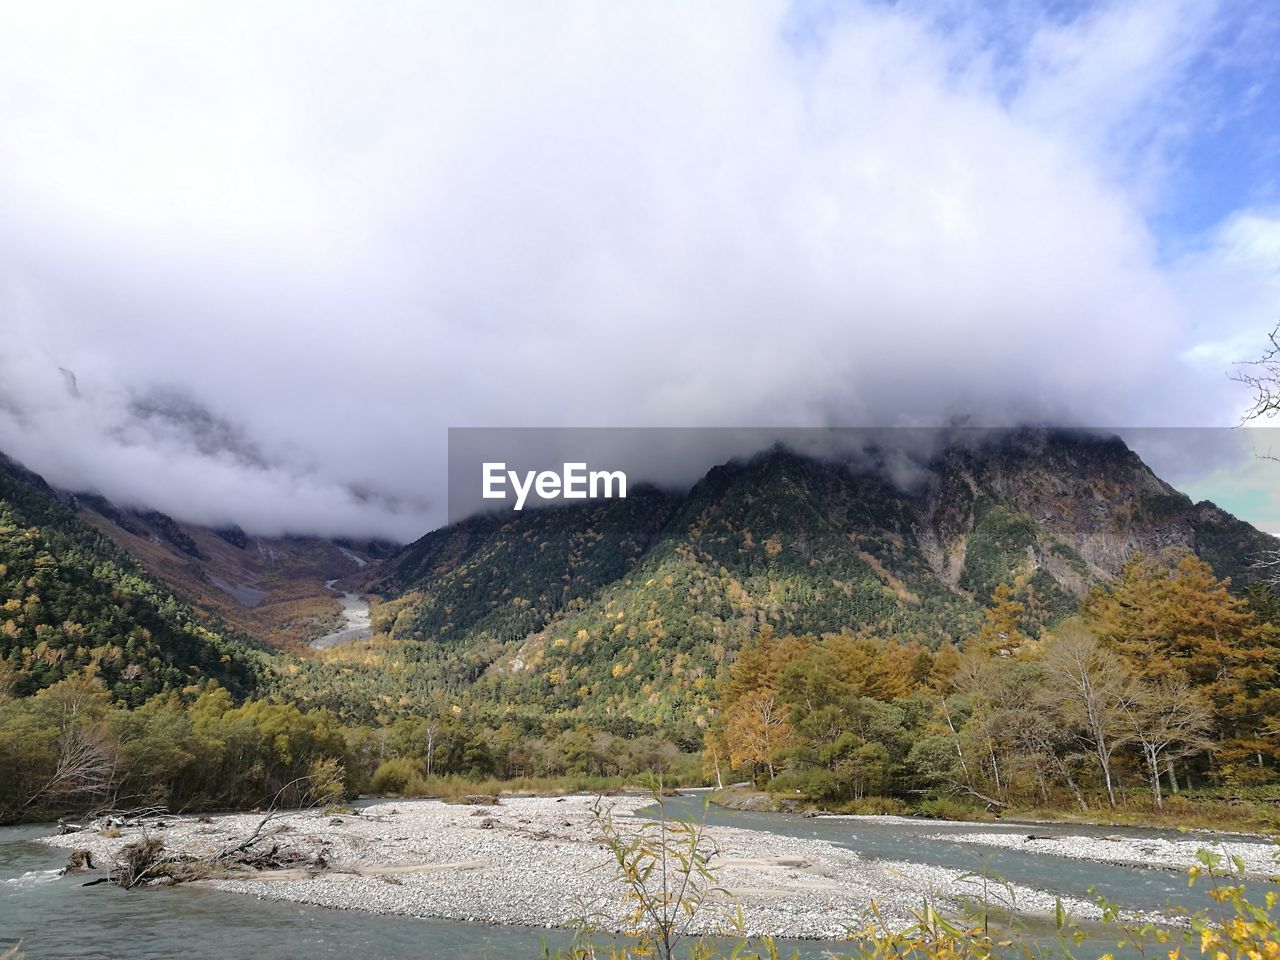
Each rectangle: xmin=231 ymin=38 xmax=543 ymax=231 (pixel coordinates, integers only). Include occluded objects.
xmin=97 ymin=778 xmax=334 ymax=889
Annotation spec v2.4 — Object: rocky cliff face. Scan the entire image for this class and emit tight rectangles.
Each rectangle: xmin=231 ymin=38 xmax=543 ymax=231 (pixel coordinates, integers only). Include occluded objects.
xmin=916 ymin=431 xmax=1268 ymax=595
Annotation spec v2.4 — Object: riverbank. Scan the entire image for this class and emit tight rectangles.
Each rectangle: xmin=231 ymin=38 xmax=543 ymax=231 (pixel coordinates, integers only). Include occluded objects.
xmin=37 ymin=795 xmax=1148 ymax=940
xmin=709 ymin=787 xmax=1280 ymax=836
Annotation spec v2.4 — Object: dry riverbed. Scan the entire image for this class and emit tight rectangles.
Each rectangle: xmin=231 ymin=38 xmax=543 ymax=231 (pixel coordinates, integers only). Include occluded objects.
xmin=41 ymin=796 xmax=1159 ymax=940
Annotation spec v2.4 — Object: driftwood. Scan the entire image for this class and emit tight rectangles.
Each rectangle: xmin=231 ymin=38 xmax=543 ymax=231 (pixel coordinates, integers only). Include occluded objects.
xmin=471 ymin=815 xmax=559 ymax=842
xmin=94 ymin=779 xmax=336 ymax=890
xmin=60 ymin=806 xmax=172 ymax=836
xmin=946 ymin=781 xmax=1007 ymax=810
xmin=214 ymin=808 xmax=280 ymax=860
xmin=109 ymin=832 xmax=324 ymax=889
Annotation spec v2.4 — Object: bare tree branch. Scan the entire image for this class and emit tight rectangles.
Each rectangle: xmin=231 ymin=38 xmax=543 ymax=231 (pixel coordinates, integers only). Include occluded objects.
xmin=1232 ymin=321 xmax=1280 ymax=425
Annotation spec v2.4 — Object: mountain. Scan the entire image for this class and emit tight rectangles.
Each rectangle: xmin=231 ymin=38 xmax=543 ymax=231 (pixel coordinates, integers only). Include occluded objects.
xmin=342 ymin=430 xmax=1276 ymax=730
xmin=7 ymin=429 xmax=1271 ymax=733
xmin=68 ymin=494 xmax=393 ymax=651
xmin=0 ymin=454 xmax=264 ymax=702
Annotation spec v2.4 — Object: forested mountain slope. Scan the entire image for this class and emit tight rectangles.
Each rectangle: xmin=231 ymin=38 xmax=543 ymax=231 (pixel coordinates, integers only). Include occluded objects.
xmin=0 ymin=455 xmax=264 ymax=703
xmin=335 ymin=430 xmax=1276 ymax=729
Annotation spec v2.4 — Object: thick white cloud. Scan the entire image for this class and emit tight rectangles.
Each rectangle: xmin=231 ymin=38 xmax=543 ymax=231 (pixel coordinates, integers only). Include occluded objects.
xmin=0 ymin=0 xmax=1276 ymax=539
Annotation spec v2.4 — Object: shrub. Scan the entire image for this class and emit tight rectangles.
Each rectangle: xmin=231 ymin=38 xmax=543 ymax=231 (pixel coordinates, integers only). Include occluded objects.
xmin=305 ymin=757 xmax=348 ymax=806
xmin=914 ymin=796 xmax=987 ymax=821
xmin=368 ymin=757 xmax=425 ymax=794
xmin=837 ymin=796 xmax=908 ymax=816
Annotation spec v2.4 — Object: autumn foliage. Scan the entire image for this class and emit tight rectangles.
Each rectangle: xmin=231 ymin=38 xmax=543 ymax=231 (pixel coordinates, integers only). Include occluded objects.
xmin=713 ymin=555 xmax=1280 ymax=812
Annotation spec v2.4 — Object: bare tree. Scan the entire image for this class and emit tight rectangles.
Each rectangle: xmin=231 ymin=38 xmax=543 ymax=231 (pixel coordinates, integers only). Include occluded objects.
xmin=1233 ymin=324 xmax=1280 ymax=583
xmin=1122 ymin=676 xmax=1213 ymax=808
xmin=1009 ymin=706 xmax=1091 ymax=812
xmin=936 ymin=696 xmax=971 ymax=782
xmin=423 ymin=722 xmax=438 ymax=778
xmin=24 ymin=724 xmax=118 ymax=810
xmin=949 ymin=651 xmax=1007 ymax=799
xmin=1232 ymin=322 xmax=1280 ymax=425
xmin=1039 ymin=622 xmax=1137 ymax=807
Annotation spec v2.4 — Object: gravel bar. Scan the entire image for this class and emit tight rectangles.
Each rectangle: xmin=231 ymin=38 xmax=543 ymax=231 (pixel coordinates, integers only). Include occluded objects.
xmin=41 ymin=796 xmax=1161 ymax=940
xmin=928 ymin=830 xmax=1278 ymax=878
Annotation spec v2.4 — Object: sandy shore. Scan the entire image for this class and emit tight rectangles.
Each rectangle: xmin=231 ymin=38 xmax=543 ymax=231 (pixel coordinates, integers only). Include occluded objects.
xmin=928 ymin=830 xmax=1278 ymax=878
xmin=41 ymin=796 xmax=1156 ymax=940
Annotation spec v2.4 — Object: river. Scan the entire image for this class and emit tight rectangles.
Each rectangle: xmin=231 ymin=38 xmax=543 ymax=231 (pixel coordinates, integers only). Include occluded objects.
xmin=309 ymin=585 xmax=372 ymax=650
xmin=1 ymin=796 xmax=1272 ymax=959
xmin=0 ymin=820 xmax=582 ymax=960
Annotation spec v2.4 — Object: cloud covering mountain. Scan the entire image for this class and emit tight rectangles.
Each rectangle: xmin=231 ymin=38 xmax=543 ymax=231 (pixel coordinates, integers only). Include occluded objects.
xmin=1 ymin=1 xmax=1278 ymax=538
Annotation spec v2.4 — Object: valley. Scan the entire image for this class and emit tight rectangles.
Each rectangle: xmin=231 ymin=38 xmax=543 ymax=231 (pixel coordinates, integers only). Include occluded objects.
xmin=4 ymin=429 xmax=1280 ymax=958
xmin=6 ymin=4 xmax=1279 ymax=957
xmin=71 ymin=493 xmax=389 ymax=652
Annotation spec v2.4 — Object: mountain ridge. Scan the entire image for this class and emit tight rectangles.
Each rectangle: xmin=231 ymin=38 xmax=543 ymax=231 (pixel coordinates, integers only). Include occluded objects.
xmin=344 ymin=430 xmax=1276 ymax=729
xmin=5 ymin=429 xmax=1274 ymax=729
